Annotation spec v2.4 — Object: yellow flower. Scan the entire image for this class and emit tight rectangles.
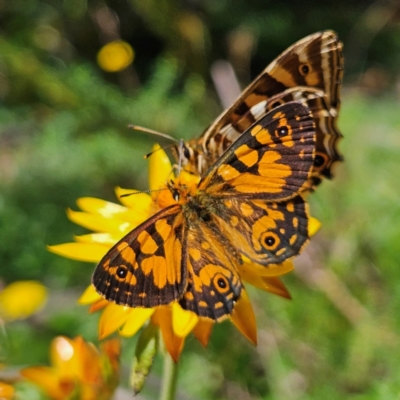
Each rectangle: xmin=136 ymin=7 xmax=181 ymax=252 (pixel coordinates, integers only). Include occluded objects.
xmin=97 ymin=41 xmax=134 ymax=73
xmin=0 ymin=381 xmax=14 ymax=400
xmin=0 ymin=281 xmax=47 ymax=321
xmin=77 ymin=284 xmax=257 ymax=362
xmin=21 ymin=336 xmax=120 ymax=400
xmin=49 ymin=145 xmax=319 ymax=361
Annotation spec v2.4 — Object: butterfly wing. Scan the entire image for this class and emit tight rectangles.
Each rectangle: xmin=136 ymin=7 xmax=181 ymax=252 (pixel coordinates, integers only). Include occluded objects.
xmin=199 ymin=102 xmax=316 ymax=201
xmin=92 ymin=204 xmax=188 ymax=307
xmin=262 ymin=30 xmax=342 ymax=110
xmin=264 ymin=88 xmax=342 ymax=185
xmin=182 ymin=31 xmax=343 ymax=183
xmin=209 ymin=195 xmax=309 ymax=265
xmin=178 ymin=219 xmax=242 ymax=321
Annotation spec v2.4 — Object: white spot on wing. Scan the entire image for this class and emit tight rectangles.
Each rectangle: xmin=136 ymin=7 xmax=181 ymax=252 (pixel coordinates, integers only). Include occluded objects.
xmin=250 ymin=100 xmax=268 ymax=119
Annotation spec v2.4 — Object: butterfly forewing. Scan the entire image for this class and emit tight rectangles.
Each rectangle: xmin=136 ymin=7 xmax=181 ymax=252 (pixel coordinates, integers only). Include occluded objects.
xmin=200 ymin=102 xmax=315 ymax=201
xmin=92 ymin=205 xmax=188 ymax=307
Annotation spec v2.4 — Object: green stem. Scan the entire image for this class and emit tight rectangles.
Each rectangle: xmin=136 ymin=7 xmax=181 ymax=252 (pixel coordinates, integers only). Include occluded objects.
xmin=159 ymin=352 xmax=179 ymax=400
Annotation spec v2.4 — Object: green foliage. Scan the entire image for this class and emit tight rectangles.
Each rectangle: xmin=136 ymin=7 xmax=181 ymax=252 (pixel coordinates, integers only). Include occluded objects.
xmin=131 ymin=324 xmax=159 ymax=394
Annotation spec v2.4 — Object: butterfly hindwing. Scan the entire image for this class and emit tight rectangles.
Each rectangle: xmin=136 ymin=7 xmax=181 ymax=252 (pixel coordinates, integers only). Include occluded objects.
xmin=92 ymin=205 xmax=188 ymax=307
xmin=210 ymin=195 xmax=309 ymax=265
xmin=200 ymin=102 xmax=315 ymax=201
xmin=264 ymin=30 xmax=342 ymax=109
xmin=179 ymin=222 xmax=242 ymax=320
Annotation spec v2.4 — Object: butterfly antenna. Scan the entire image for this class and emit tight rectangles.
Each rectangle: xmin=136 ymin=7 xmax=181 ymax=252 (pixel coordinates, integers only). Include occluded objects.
xmin=176 ymin=139 xmax=185 ymax=176
xmin=128 ymin=125 xmax=179 ymax=143
xmin=119 ymin=187 xmax=170 ymax=198
xmin=128 ymin=124 xmax=186 ymax=179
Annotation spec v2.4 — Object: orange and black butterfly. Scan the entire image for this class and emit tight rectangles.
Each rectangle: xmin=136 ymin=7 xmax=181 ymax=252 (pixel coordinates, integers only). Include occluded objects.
xmin=92 ymin=102 xmax=316 ymax=320
xmin=178 ymin=30 xmax=343 ymax=189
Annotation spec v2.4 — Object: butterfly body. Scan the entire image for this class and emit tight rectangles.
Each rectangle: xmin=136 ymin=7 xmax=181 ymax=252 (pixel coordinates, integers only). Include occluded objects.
xmin=93 ymin=102 xmax=316 ymax=320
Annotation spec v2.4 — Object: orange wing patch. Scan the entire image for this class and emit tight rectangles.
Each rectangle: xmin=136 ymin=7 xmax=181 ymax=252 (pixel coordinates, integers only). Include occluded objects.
xmin=201 ymin=102 xmax=315 ymax=201
xmin=92 ymin=205 xmax=187 ymax=307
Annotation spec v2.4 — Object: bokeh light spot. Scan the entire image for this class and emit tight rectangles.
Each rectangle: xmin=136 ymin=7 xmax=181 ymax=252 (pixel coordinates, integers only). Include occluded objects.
xmin=97 ymin=40 xmax=134 ymax=72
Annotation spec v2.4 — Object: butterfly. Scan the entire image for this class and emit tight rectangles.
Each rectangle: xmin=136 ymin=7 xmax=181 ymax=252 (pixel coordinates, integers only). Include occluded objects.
xmin=92 ymin=102 xmax=316 ymax=320
xmin=177 ymin=30 xmax=343 ymax=189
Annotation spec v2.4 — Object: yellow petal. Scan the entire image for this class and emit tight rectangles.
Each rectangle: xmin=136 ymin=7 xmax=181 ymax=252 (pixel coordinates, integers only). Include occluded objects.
xmin=231 ymin=288 xmax=257 ymax=345
xmin=238 ymin=265 xmax=292 ymax=298
xmin=73 ymin=336 xmax=102 ymax=383
xmin=98 ymin=303 xmax=135 ymax=339
xmin=74 ymin=233 xmax=118 ymax=246
xmin=239 ymin=258 xmax=294 ymax=278
xmin=151 ymin=307 xmax=184 ymax=362
xmin=67 ymin=209 xmax=133 ymax=234
xmin=171 ymin=302 xmax=198 ymax=338
xmin=77 ymin=197 xmax=147 ymax=226
xmin=78 ymin=285 xmax=103 ymax=305
xmin=89 ymin=299 xmax=109 ymax=313
xmin=0 ymin=382 xmax=15 ymax=399
xmin=178 ymin=170 xmax=201 ymax=187
xmin=261 ymin=277 xmax=292 ymax=299
xmin=77 ymin=197 xmax=127 ymax=215
xmin=119 ymin=308 xmax=155 ymax=337
xmin=50 ymin=336 xmax=81 ymax=380
xmin=115 ymin=187 xmax=153 ymax=213
xmin=48 ymin=243 xmax=108 ymax=262
xmin=309 ymin=217 xmax=321 ymax=236
xmin=166 ymin=334 xmax=185 ymax=364
xmin=78 ymin=385 xmax=98 ymax=400
xmin=0 ymin=281 xmax=47 ymax=320
xmin=149 ymin=144 xmax=172 ymax=191
xmin=192 ymin=318 xmax=214 ymax=347
xmin=21 ymin=366 xmax=74 ymax=400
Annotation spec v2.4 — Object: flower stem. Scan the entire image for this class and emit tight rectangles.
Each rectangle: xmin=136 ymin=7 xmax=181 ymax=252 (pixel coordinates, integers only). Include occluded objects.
xmin=159 ymin=353 xmax=179 ymax=400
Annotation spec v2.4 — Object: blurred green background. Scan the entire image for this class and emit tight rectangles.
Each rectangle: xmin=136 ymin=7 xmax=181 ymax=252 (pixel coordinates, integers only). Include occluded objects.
xmin=1 ymin=0 xmax=400 ymax=399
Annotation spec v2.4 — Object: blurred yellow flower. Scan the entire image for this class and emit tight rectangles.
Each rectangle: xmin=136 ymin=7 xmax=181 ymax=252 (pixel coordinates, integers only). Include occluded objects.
xmin=0 ymin=381 xmax=14 ymax=400
xmin=0 ymin=281 xmax=47 ymax=321
xmin=96 ymin=40 xmax=134 ymax=72
xmin=49 ymin=145 xmax=320 ymax=361
xmin=21 ymin=336 xmax=120 ymax=400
